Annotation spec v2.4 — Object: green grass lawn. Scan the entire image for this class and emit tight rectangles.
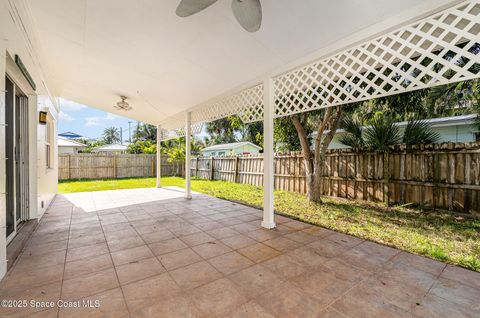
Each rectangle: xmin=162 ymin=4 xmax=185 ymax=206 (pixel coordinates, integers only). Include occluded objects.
xmin=59 ymin=177 xmax=480 ymax=271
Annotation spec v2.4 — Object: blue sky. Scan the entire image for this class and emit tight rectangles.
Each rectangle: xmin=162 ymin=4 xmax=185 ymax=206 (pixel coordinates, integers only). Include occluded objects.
xmin=58 ymin=98 xmax=141 ymax=141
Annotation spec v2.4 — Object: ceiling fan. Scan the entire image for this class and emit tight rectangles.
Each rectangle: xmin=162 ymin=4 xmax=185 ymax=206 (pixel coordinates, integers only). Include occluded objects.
xmin=176 ymin=0 xmax=262 ymax=32
xmin=114 ymin=96 xmax=132 ymax=111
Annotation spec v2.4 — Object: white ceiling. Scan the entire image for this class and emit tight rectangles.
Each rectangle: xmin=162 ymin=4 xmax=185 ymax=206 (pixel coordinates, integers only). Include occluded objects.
xmin=27 ymin=0 xmax=458 ymax=126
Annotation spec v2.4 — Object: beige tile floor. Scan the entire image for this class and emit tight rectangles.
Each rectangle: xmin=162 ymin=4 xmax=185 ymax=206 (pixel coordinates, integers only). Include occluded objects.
xmin=1 ymin=187 xmax=479 ymax=318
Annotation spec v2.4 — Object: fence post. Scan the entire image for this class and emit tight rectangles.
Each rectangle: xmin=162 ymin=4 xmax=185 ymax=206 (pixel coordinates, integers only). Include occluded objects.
xmin=113 ymin=155 xmax=117 ymax=178
xmin=67 ymin=155 xmax=71 ymax=179
xmin=151 ymin=156 xmax=155 ymax=177
xmin=194 ymin=157 xmax=199 ymax=177
xmin=234 ymin=156 xmax=239 ymax=183
xmin=383 ymin=152 xmax=390 ymax=206
xmin=433 ymin=151 xmax=439 ymax=211
xmin=210 ymin=157 xmax=215 ymax=180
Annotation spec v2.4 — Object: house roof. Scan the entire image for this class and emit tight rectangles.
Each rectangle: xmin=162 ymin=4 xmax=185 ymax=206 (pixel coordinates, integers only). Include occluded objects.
xmin=322 ymin=114 xmax=479 ymax=135
xmin=58 ymin=137 xmax=87 ymax=148
xmin=92 ymin=144 xmax=128 ymax=152
xmin=202 ymin=142 xmax=262 ymax=152
xmin=58 ymin=131 xmax=84 ymax=139
xmin=25 ymin=0 xmax=450 ymax=129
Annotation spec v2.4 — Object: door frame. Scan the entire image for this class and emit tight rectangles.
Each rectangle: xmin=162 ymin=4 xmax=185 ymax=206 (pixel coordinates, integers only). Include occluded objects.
xmin=5 ymin=53 xmax=37 ymax=244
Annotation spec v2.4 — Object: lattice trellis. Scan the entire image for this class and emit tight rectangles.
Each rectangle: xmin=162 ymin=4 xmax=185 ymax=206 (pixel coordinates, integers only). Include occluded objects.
xmin=274 ymin=0 xmax=480 ymax=117
xmin=190 ymin=83 xmax=264 ymax=125
xmin=160 ymin=122 xmax=204 ymax=141
xmin=160 ymin=0 xmax=480 ymax=133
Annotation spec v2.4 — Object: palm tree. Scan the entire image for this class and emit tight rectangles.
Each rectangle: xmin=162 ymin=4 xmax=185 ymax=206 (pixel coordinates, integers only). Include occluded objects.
xmin=363 ymin=116 xmax=401 ymax=206
xmin=103 ymin=127 xmax=120 ymax=144
xmin=364 ymin=117 xmax=402 ymax=152
xmin=403 ymin=119 xmax=440 ymax=146
xmin=339 ymin=117 xmax=365 ymax=151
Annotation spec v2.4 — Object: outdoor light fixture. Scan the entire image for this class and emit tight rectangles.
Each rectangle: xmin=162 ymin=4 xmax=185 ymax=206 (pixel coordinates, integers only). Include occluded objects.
xmin=38 ymin=111 xmax=47 ymax=124
xmin=114 ymin=96 xmax=131 ymax=111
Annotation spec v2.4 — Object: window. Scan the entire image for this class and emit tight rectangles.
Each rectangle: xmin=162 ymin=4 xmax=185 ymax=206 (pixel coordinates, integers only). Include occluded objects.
xmin=475 ymin=132 xmax=480 ymax=142
xmin=45 ymin=115 xmax=54 ymax=168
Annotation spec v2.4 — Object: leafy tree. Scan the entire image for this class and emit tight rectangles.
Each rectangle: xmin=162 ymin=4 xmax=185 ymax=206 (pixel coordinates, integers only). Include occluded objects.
xmin=102 ymin=127 xmax=120 ymax=144
xmin=133 ymin=123 xmax=156 ymax=142
xmin=205 ymin=115 xmax=263 ymax=147
xmin=205 ymin=118 xmax=237 ymax=145
xmin=160 ymin=136 xmax=205 ymax=162
xmin=274 ymin=117 xmax=303 ymax=152
xmin=403 ymin=119 xmax=441 ymax=146
xmin=127 ymin=140 xmax=157 ymax=154
xmin=82 ymin=140 xmax=105 ymax=153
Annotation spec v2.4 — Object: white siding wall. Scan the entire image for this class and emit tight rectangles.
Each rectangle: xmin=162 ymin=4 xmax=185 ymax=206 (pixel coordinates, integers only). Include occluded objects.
xmin=0 ymin=0 xmax=59 ymax=279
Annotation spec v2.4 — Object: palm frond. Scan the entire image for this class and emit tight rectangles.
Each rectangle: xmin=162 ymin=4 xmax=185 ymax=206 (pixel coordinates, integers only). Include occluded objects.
xmin=339 ymin=117 xmax=365 ymax=151
xmin=364 ymin=117 xmax=402 ymax=153
xmin=403 ymin=119 xmax=441 ymax=145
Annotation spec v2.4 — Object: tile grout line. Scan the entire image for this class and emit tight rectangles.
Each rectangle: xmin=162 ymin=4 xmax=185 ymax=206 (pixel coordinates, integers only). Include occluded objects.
xmin=56 ymin=204 xmax=74 ymax=318
xmin=409 ymin=262 xmax=448 ymax=315
xmin=310 ymin=246 xmax=401 ymax=317
xmin=97 ymin=209 xmax=134 ymax=318
xmin=124 ymin=203 xmax=219 ymax=315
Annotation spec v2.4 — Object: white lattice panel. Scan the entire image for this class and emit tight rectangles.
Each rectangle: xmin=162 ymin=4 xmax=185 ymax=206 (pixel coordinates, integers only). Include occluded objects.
xmin=191 ymin=84 xmax=264 ymax=125
xmin=160 ymin=122 xmax=203 ymax=141
xmin=274 ymin=0 xmax=480 ymax=117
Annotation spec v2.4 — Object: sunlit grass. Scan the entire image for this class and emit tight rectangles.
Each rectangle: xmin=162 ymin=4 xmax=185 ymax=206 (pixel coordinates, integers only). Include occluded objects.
xmin=59 ymin=177 xmax=480 ymax=271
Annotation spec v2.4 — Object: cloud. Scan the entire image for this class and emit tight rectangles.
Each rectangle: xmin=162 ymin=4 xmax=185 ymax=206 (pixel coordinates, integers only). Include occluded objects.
xmin=59 ymin=111 xmax=75 ymax=122
xmin=105 ymin=113 xmax=118 ymax=121
xmin=60 ymin=98 xmax=87 ymax=112
xmin=85 ymin=117 xmax=100 ymax=127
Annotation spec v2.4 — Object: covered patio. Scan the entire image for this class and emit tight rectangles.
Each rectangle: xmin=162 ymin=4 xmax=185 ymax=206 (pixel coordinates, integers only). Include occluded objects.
xmin=1 ymin=188 xmax=479 ymax=317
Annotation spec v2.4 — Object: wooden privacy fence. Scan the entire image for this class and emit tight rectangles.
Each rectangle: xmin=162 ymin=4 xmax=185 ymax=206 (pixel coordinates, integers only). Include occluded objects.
xmin=191 ymin=142 xmax=480 ymax=215
xmin=59 ymin=154 xmax=184 ymax=180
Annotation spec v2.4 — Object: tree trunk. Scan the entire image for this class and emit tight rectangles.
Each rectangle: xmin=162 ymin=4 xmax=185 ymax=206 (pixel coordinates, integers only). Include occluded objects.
xmin=291 ymin=114 xmax=314 ymax=200
xmin=291 ymin=106 xmax=344 ymax=203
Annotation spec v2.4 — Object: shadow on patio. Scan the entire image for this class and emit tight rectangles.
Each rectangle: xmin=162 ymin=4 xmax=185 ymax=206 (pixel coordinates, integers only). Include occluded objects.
xmin=1 ymin=187 xmax=479 ymax=317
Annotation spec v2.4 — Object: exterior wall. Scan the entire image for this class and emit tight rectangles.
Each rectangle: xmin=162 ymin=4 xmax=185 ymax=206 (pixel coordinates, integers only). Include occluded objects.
xmin=36 ymin=95 xmax=58 ymax=218
xmin=202 ymin=144 xmax=261 ymax=157
xmin=58 ymin=146 xmax=84 ymax=155
xmin=434 ymin=125 xmax=476 ymax=143
xmin=233 ymin=144 xmax=261 ymax=155
xmin=0 ymin=0 xmax=58 ymax=279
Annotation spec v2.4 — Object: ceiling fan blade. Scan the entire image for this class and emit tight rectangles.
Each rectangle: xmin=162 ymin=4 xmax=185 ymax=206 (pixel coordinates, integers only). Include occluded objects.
xmin=231 ymin=0 xmax=262 ymax=32
xmin=176 ymin=0 xmax=218 ymax=17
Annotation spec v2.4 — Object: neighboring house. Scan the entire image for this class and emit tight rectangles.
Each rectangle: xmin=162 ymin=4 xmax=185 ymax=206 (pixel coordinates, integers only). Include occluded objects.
xmin=201 ymin=142 xmax=262 ymax=157
xmin=92 ymin=144 xmax=128 ymax=154
xmin=58 ymin=137 xmax=87 ymax=154
xmin=58 ymin=131 xmax=85 ymax=140
xmin=325 ymin=114 xmax=480 ymax=149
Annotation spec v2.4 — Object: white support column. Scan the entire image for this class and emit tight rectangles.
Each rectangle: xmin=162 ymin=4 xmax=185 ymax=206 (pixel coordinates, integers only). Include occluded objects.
xmin=156 ymin=125 xmax=161 ymax=188
xmin=185 ymin=112 xmax=192 ymax=199
xmin=262 ymin=77 xmax=275 ymax=229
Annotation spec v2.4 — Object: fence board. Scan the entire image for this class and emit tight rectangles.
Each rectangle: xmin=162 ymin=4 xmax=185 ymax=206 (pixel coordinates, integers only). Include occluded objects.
xmin=59 ymin=154 xmax=184 ymax=180
xmin=190 ymin=142 xmax=480 ymax=216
